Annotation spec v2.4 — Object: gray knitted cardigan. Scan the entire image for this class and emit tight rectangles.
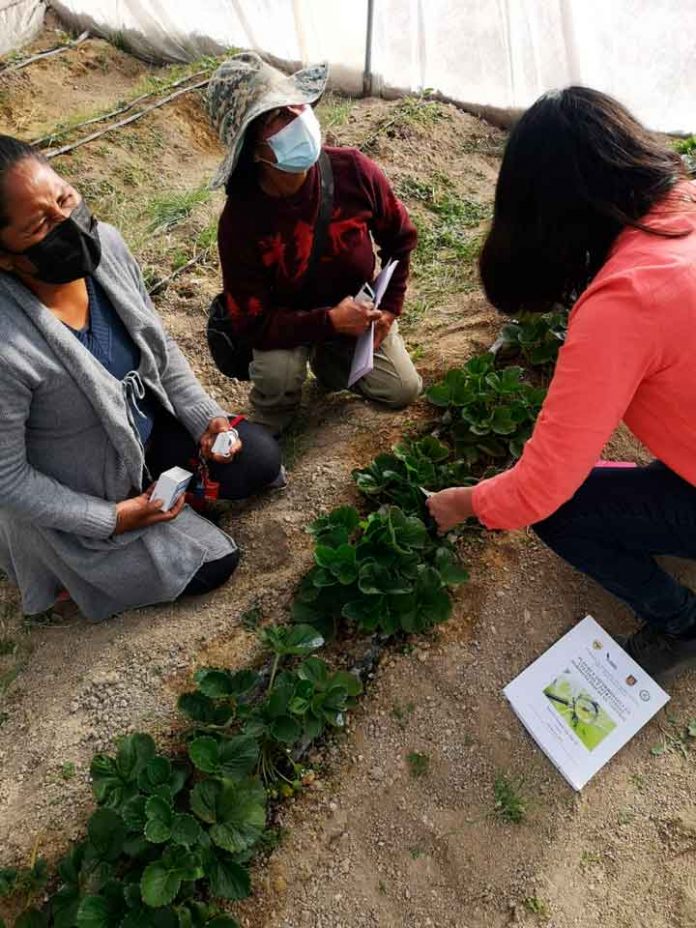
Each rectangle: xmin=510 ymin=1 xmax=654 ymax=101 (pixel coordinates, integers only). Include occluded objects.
xmin=0 ymin=223 xmax=235 ymax=621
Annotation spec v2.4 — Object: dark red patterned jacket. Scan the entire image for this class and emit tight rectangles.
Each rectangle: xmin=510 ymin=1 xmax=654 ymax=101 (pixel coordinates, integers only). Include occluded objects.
xmin=217 ymin=146 xmax=417 ymax=350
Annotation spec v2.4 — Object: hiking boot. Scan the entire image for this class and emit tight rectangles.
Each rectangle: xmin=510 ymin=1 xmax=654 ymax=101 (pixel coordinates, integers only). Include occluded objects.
xmin=616 ymin=624 xmax=696 ymax=684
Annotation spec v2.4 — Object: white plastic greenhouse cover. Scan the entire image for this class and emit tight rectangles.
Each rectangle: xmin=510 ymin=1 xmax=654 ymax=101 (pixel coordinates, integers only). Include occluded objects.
xmin=1 ymin=0 xmax=45 ymax=56
xmin=5 ymin=1 xmax=696 ymax=134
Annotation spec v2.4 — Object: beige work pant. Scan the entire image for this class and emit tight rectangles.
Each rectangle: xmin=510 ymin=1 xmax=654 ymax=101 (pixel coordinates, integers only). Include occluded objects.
xmin=249 ymin=322 xmax=422 ymax=434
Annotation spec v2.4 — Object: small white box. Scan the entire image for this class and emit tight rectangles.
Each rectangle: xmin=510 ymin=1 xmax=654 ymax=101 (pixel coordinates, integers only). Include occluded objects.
xmin=211 ymin=428 xmax=239 ymax=457
xmin=151 ymin=466 xmax=193 ymax=511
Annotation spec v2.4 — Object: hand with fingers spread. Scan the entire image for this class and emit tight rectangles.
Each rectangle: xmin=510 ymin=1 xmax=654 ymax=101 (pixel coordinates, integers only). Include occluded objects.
xmin=426 ymin=486 xmax=476 ymax=533
xmin=329 ymin=295 xmax=382 ymax=337
xmin=200 ymin=416 xmax=243 ymax=463
xmin=114 ymin=486 xmax=187 ymax=535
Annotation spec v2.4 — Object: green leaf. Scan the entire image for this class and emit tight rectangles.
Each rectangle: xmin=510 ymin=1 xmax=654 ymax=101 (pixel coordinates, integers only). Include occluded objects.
xmin=296 ymin=656 xmax=329 ymax=688
xmin=91 ymin=734 xmax=156 ymax=807
xmin=270 ymin=715 xmax=303 ymax=744
xmin=140 ymin=846 xmax=204 ymax=908
xmin=193 ymin=670 xmax=239 ymax=698
xmin=190 ymin=781 xmax=218 ymax=824
xmin=187 ymin=737 xmax=219 ymax=774
xmin=307 ymin=506 xmax=360 ymax=546
xmin=138 ymin=756 xmax=172 ymax=794
xmin=434 ymin=547 xmax=470 ymax=586
xmin=204 ymin=854 xmax=251 ymax=901
xmin=171 ymin=814 xmax=203 ymax=847
xmin=261 ymin=624 xmax=325 ymax=656
xmin=342 ymin=597 xmax=383 ymax=629
xmin=51 ymin=885 xmax=80 ymax=928
xmin=204 ymin=780 xmax=266 ymax=855
xmin=177 ymin=692 xmax=234 ymax=726
xmin=121 ymin=795 xmax=148 ymax=832
xmin=76 ymin=891 xmax=123 ymax=928
xmin=328 ymin=670 xmax=363 ymax=697
xmin=87 ymin=809 xmax=127 ymax=861
xmin=0 ymin=868 xmax=17 ymax=897
xmin=188 ymin=735 xmax=258 ymax=780
xmin=145 ymin=796 xmax=173 ymax=844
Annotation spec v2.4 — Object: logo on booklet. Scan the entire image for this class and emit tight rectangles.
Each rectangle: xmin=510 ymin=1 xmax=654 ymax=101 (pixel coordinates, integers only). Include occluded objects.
xmin=639 ymin=690 xmax=651 ymax=702
xmin=625 ymin=675 xmax=637 ymax=687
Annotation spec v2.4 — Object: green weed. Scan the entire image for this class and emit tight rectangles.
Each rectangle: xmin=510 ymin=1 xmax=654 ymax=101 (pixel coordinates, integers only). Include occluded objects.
xmin=318 ymin=93 xmax=354 ymax=129
xmin=240 ymin=605 xmax=262 ymax=631
xmin=523 ymin=896 xmax=549 ymax=918
xmin=407 ymin=751 xmax=430 ymax=778
xmin=391 ymin=702 xmax=416 ymax=728
xmin=493 ymin=773 xmax=526 ymax=824
xmin=147 ymin=186 xmax=211 ymax=234
xmin=60 ymin=762 xmax=77 ymax=781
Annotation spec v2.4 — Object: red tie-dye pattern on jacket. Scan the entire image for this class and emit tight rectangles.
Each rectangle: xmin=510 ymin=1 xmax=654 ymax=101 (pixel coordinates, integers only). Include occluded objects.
xmin=217 ymin=146 xmax=417 ymax=350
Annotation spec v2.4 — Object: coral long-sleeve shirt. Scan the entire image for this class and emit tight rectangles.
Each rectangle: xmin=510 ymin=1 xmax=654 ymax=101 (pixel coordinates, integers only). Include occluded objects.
xmin=217 ymin=146 xmax=417 ymax=350
xmin=473 ymin=182 xmax=696 ymax=530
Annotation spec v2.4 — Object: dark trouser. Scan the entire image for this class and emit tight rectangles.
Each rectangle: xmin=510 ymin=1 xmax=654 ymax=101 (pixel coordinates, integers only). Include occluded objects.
xmin=144 ymin=407 xmax=282 ymax=597
xmin=533 ymin=462 xmax=696 ymax=635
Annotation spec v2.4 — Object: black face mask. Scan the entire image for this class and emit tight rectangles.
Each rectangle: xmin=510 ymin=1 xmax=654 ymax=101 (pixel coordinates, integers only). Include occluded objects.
xmin=21 ymin=200 xmax=102 ymax=284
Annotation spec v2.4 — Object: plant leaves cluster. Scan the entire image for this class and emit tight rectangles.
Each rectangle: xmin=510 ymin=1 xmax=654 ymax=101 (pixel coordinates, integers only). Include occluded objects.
xmin=427 ymin=354 xmax=546 ymax=464
xmin=492 ymin=310 xmax=568 ymax=368
xmin=292 ymin=505 xmax=468 ymax=638
xmin=178 ymin=639 xmax=362 ymax=788
xmin=352 ymin=436 xmax=476 ymax=516
xmin=12 ymin=733 xmax=256 ymax=926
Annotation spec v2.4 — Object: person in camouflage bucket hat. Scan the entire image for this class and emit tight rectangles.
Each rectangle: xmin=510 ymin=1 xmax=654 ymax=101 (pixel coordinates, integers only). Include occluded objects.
xmin=207 ymin=52 xmax=423 ymax=436
xmin=207 ymin=51 xmax=329 ymax=189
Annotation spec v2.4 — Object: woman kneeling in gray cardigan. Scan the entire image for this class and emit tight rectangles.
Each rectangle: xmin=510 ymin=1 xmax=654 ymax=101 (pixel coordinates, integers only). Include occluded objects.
xmin=0 ymin=135 xmax=283 ymax=622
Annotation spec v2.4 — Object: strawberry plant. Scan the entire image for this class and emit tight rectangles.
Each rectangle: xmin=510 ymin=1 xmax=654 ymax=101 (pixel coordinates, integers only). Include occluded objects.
xmin=353 ymin=436 xmax=476 ymax=516
xmin=427 ymin=354 xmax=546 ymax=464
xmin=292 ymin=505 xmax=468 ymax=637
xmin=8 ymin=732 xmax=257 ymax=926
xmin=491 ymin=309 xmax=567 ymax=368
xmin=178 ymin=629 xmax=362 ymax=787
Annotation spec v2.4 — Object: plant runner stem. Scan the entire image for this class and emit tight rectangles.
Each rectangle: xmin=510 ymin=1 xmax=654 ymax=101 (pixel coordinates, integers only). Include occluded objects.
xmin=32 ymin=69 xmax=209 ymax=148
xmin=44 ymin=78 xmax=210 ymax=160
xmin=0 ymin=30 xmax=89 ymax=73
xmin=147 ymin=251 xmax=209 ymax=296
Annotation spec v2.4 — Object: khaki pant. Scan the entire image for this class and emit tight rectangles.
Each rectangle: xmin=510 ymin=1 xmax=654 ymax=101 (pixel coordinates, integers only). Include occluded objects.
xmin=249 ymin=322 xmax=422 ymax=434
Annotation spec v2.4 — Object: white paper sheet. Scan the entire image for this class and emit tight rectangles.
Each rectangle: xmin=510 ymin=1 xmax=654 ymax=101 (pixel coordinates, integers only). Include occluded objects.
xmin=348 ymin=259 xmax=399 ymax=388
xmin=504 ymin=616 xmax=669 ymax=791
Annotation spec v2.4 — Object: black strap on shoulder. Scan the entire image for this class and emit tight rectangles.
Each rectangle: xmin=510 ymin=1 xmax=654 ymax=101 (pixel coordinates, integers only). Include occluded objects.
xmin=305 ymin=150 xmax=334 ymax=279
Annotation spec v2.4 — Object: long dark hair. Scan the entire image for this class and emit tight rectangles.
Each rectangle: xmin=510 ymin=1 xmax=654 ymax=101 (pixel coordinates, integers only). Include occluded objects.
xmin=0 ymin=134 xmax=46 ymax=228
xmin=479 ymin=86 xmax=689 ymax=314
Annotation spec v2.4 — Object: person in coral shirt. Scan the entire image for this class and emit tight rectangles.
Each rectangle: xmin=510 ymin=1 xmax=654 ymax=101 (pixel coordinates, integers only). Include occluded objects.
xmin=207 ymin=52 xmax=422 ymax=435
xmin=428 ymin=86 xmax=696 ymax=683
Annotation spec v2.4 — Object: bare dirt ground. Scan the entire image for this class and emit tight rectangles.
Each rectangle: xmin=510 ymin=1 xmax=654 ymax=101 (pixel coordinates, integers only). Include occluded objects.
xmin=2 ymin=23 xmax=696 ymax=928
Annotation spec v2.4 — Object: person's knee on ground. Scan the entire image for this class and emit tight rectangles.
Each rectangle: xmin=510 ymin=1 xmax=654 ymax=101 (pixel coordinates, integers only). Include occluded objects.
xmin=373 ymin=366 xmax=423 ymax=408
xmin=210 ymin=419 xmax=284 ymax=499
xmin=248 ymin=347 xmax=309 ymax=433
xmin=181 ymin=549 xmax=240 ymax=597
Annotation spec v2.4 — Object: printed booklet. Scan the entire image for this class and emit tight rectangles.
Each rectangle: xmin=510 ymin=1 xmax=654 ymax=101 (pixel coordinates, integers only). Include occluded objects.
xmin=504 ymin=615 xmax=670 ymax=790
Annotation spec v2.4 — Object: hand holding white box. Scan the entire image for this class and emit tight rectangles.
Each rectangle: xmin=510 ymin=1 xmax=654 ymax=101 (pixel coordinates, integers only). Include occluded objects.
xmin=151 ymin=466 xmax=193 ymax=511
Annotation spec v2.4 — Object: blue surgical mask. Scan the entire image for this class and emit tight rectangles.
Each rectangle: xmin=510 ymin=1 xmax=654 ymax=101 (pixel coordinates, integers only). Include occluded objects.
xmin=264 ymin=107 xmax=322 ymax=174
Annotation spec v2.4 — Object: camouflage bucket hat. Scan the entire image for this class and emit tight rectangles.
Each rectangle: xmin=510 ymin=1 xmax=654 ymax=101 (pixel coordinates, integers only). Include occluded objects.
xmin=207 ymin=51 xmax=329 ymax=189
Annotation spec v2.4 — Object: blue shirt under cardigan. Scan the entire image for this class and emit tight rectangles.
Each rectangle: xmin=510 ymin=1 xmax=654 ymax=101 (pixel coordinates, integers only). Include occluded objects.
xmin=67 ymin=276 xmax=155 ymax=443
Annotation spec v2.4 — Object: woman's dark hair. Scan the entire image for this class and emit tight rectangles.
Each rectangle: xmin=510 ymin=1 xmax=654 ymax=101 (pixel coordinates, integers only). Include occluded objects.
xmin=479 ymin=86 xmax=689 ymax=314
xmin=0 ymin=134 xmax=46 ymax=228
